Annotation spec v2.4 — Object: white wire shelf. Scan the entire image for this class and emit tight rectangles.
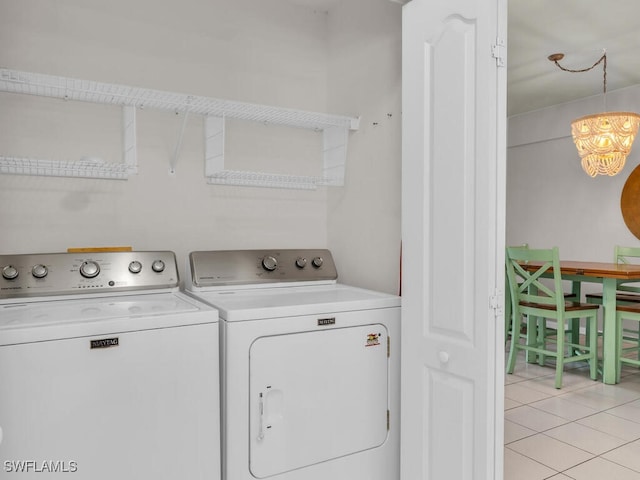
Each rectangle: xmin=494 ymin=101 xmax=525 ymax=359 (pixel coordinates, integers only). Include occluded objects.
xmin=0 ymin=156 xmax=136 ymax=180
xmin=0 ymin=68 xmax=359 ymax=188
xmin=0 ymin=68 xmax=359 ymax=131
xmin=206 ymin=170 xmax=342 ymax=190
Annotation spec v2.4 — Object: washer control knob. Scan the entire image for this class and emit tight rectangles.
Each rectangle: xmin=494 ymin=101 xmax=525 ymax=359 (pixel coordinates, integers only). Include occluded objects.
xmin=31 ymin=264 xmax=48 ymax=279
xmin=80 ymin=261 xmax=100 ymax=278
xmin=2 ymin=265 xmax=18 ymax=280
xmin=151 ymin=260 xmax=165 ymax=273
xmin=262 ymin=256 xmax=278 ymax=271
xmin=295 ymin=257 xmax=307 ymax=269
xmin=128 ymin=261 xmax=142 ymax=274
xmin=312 ymin=256 xmax=324 ymax=268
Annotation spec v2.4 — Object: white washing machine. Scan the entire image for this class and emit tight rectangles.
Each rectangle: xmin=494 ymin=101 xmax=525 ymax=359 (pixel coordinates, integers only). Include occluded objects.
xmin=184 ymin=249 xmax=400 ymax=480
xmin=0 ymin=251 xmax=220 ymax=480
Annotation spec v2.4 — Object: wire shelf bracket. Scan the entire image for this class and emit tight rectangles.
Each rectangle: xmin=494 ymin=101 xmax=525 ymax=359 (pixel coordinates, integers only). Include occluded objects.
xmin=0 ymin=68 xmax=359 ymax=188
xmin=0 ymin=104 xmax=137 ymax=180
xmin=203 ymin=116 xmax=354 ymax=189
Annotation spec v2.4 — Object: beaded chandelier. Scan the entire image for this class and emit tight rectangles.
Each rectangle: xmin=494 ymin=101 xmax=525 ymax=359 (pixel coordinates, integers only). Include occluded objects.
xmin=549 ymin=52 xmax=640 ymax=177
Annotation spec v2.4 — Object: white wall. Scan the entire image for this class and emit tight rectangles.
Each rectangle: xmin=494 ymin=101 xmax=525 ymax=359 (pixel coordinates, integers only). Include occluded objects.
xmin=326 ymin=0 xmax=402 ymax=294
xmin=0 ymin=0 xmax=403 ymax=290
xmin=507 ymin=85 xmax=640 ymax=266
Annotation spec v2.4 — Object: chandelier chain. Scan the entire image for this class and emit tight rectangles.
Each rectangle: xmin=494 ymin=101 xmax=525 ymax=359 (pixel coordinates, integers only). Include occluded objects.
xmin=551 ymin=53 xmax=607 ymax=94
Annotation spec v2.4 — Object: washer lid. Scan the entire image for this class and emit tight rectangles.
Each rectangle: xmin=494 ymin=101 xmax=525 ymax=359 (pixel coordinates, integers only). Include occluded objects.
xmin=0 ymin=292 xmax=217 ymax=345
xmin=188 ymin=284 xmax=400 ymax=321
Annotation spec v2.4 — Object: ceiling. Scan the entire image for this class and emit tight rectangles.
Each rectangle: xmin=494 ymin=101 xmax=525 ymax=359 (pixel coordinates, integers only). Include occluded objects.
xmin=508 ymin=0 xmax=640 ymax=116
xmin=286 ymin=0 xmax=640 ymax=117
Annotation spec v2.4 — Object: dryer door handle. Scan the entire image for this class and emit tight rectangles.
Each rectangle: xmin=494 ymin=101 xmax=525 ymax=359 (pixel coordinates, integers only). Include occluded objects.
xmin=256 ymin=387 xmax=283 ymax=442
xmin=257 ymin=392 xmax=265 ymax=441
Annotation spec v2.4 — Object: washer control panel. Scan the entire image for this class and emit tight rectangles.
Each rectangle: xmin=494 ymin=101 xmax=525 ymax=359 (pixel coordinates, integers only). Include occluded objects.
xmin=0 ymin=251 xmax=178 ymax=299
xmin=189 ymin=249 xmax=338 ymax=287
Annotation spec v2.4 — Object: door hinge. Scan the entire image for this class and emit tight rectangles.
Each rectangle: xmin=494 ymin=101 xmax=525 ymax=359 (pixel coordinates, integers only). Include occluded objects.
xmin=387 ymin=410 xmax=390 ymax=431
xmin=387 ymin=336 xmax=390 ymax=358
xmin=491 ymin=38 xmax=506 ymax=67
xmin=490 ymin=288 xmax=504 ymax=317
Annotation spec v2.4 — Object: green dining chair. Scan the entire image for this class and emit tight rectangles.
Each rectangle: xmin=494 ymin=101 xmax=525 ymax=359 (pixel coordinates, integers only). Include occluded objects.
xmin=585 ymin=246 xmax=640 ymax=360
xmin=504 ymin=244 xmax=577 ymax=346
xmin=505 ymin=246 xmax=599 ymax=388
xmin=505 ymin=244 xmax=528 ymax=344
xmin=616 ymin=304 xmax=640 ymax=382
xmin=586 ymin=246 xmax=640 ymax=305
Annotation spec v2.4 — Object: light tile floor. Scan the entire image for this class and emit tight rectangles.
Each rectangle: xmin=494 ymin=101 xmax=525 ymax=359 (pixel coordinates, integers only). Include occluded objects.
xmin=505 ymin=350 xmax=640 ymax=479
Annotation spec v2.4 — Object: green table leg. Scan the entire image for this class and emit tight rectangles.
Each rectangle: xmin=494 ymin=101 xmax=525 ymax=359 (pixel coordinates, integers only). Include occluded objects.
xmin=523 ymin=311 xmax=536 ymax=363
xmin=570 ymin=280 xmax=582 ymax=346
xmin=602 ymin=277 xmax=617 ymax=384
xmin=526 ymin=284 xmax=538 ymax=364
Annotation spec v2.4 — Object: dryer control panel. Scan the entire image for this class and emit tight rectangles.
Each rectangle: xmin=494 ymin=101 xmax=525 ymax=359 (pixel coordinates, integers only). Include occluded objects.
xmin=0 ymin=251 xmax=179 ymax=299
xmin=188 ymin=249 xmax=338 ymax=287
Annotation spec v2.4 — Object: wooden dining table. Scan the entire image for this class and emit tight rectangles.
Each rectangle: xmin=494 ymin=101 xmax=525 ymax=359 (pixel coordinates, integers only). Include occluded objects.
xmin=523 ymin=260 xmax=640 ymax=384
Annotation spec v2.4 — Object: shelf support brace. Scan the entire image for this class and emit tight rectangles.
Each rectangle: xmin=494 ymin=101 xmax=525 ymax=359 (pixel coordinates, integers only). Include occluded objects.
xmin=123 ymin=106 xmax=137 ymax=174
xmin=170 ymin=110 xmax=190 ymax=175
xmin=204 ymin=115 xmax=225 ymax=177
xmin=322 ymin=126 xmax=349 ymax=186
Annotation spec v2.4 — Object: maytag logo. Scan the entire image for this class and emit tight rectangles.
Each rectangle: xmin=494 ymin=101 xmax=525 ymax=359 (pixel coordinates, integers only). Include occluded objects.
xmin=90 ymin=337 xmax=119 ymax=349
xmin=317 ymin=317 xmax=336 ymax=326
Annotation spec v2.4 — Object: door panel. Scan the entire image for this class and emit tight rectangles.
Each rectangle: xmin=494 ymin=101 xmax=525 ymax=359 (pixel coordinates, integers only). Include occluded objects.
xmin=401 ymin=0 xmax=507 ymax=478
xmin=249 ymin=325 xmax=389 ymax=478
xmin=429 ymin=16 xmax=476 ymax=342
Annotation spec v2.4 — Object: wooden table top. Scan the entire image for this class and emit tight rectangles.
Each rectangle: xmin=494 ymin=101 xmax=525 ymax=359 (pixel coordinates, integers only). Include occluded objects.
xmin=523 ymin=260 xmax=640 ymax=280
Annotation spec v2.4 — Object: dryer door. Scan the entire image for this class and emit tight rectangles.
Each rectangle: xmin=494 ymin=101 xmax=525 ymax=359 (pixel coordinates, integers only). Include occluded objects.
xmin=249 ymin=324 xmax=389 ymax=478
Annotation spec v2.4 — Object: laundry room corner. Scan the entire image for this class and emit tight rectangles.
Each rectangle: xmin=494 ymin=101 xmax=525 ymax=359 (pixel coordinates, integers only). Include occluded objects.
xmin=0 ymin=0 xmax=337 ymax=277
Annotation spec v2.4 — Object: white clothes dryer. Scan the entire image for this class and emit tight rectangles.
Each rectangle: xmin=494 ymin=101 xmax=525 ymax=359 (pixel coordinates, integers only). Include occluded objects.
xmin=0 ymin=251 xmax=220 ymax=480
xmin=184 ymin=249 xmax=400 ymax=480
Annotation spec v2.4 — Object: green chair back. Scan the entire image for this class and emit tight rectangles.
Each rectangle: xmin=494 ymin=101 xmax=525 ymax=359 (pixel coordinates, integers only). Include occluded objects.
xmin=615 ymin=246 xmax=640 ymax=294
xmin=615 ymin=245 xmax=640 ymax=264
xmin=504 ymin=244 xmax=528 ymax=342
xmin=506 ymin=246 xmax=565 ymax=313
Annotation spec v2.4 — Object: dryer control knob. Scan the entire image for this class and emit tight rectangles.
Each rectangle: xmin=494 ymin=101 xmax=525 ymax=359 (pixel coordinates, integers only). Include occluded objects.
xmin=151 ymin=260 xmax=165 ymax=273
xmin=312 ymin=256 xmax=324 ymax=268
xmin=80 ymin=261 xmax=100 ymax=278
xmin=262 ymin=256 xmax=278 ymax=271
xmin=128 ymin=261 xmax=142 ymax=274
xmin=2 ymin=265 xmax=18 ymax=280
xmin=295 ymin=257 xmax=307 ymax=268
xmin=32 ymin=264 xmax=48 ymax=279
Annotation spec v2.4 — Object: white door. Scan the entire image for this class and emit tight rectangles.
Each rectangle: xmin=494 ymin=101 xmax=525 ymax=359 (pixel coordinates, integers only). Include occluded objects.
xmin=400 ymin=0 xmax=507 ymax=478
xmin=249 ymin=325 xmax=389 ymax=478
